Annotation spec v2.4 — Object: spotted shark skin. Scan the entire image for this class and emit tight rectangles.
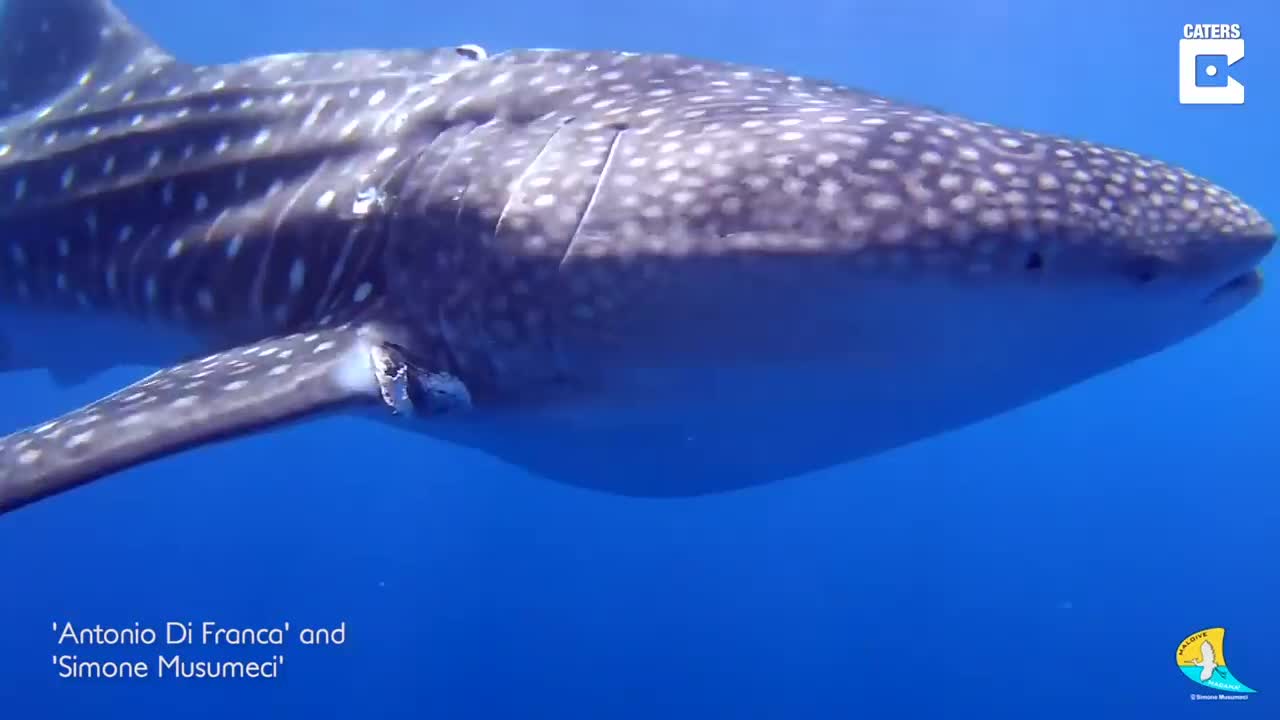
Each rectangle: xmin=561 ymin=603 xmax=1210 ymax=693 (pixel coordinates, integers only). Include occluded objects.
xmin=0 ymin=0 xmax=1273 ymax=515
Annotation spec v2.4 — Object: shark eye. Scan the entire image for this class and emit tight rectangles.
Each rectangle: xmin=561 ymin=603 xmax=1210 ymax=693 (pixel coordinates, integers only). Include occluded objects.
xmin=455 ymin=44 xmax=487 ymax=61
xmin=1024 ymin=251 xmax=1044 ymax=272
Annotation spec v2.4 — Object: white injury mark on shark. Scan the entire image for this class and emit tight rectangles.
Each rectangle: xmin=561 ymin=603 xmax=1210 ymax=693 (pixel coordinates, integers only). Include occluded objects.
xmin=0 ymin=0 xmax=1273 ymax=515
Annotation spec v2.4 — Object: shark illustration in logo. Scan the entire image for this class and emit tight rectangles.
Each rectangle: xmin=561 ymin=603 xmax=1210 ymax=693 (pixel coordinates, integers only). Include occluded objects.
xmin=0 ymin=0 xmax=1273 ymax=514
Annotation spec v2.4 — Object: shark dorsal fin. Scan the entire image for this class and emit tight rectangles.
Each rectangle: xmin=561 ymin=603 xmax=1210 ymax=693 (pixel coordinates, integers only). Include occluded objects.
xmin=0 ymin=0 xmax=172 ymax=117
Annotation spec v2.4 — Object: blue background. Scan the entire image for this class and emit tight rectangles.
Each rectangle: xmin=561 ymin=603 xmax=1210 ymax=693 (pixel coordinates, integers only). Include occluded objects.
xmin=2 ymin=0 xmax=1277 ymax=717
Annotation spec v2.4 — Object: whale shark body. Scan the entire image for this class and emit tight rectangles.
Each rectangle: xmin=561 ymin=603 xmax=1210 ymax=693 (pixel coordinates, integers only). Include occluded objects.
xmin=0 ymin=0 xmax=1273 ymax=515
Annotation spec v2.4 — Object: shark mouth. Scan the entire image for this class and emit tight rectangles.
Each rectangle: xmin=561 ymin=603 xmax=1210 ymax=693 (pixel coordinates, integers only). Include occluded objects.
xmin=1205 ymin=268 xmax=1264 ymax=305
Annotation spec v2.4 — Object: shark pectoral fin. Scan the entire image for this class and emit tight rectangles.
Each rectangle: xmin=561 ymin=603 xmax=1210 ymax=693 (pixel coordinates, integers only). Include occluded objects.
xmin=0 ymin=327 xmax=383 ymax=515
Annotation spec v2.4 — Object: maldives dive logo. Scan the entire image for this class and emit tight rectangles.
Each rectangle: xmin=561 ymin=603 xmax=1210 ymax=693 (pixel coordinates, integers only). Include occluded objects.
xmin=1176 ymin=627 xmax=1256 ymax=698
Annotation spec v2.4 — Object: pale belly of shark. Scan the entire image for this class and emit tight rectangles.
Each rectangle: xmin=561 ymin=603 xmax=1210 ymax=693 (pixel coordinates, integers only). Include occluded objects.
xmin=0 ymin=0 xmax=1273 ymax=513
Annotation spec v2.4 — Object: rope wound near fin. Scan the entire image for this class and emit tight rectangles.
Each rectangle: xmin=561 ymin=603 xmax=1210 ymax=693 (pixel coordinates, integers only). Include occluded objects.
xmin=370 ymin=343 xmax=472 ymax=416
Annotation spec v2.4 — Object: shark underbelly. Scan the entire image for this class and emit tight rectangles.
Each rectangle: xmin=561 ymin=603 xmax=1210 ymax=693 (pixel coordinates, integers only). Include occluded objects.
xmin=422 ymin=350 xmax=1089 ymax=497
xmin=423 ymin=277 xmax=1237 ymax=497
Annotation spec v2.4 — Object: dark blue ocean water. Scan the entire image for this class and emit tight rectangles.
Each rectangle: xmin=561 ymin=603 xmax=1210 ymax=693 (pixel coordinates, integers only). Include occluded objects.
xmin=1 ymin=0 xmax=1277 ymax=717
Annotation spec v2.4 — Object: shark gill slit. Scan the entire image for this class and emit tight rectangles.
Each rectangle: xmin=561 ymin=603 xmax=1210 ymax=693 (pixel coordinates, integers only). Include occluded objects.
xmin=316 ymin=224 xmax=362 ymax=315
xmin=177 ymin=206 xmax=232 ymax=317
xmin=559 ymin=125 xmax=627 ymax=272
xmin=126 ymin=224 xmax=163 ymax=319
xmin=493 ymin=119 xmax=566 ymax=237
xmin=422 ymin=121 xmax=485 ymax=199
xmin=250 ymin=160 xmax=326 ymax=323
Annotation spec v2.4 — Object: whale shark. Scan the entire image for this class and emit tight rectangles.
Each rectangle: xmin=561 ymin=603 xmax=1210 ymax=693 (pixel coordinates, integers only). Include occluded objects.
xmin=0 ymin=0 xmax=1273 ymax=515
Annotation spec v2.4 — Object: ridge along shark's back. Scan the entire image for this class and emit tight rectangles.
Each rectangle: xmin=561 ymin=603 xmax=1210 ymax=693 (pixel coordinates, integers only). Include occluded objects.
xmin=0 ymin=0 xmax=1273 ymax=513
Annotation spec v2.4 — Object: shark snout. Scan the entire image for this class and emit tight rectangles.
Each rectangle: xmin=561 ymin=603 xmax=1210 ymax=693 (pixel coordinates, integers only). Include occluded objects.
xmin=1075 ymin=199 xmax=1271 ymax=320
xmin=1202 ymin=215 xmax=1274 ymax=305
xmin=1025 ymin=142 xmax=1277 ymax=300
xmin=1094 ymin=210 xmax=1273 ymax=306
